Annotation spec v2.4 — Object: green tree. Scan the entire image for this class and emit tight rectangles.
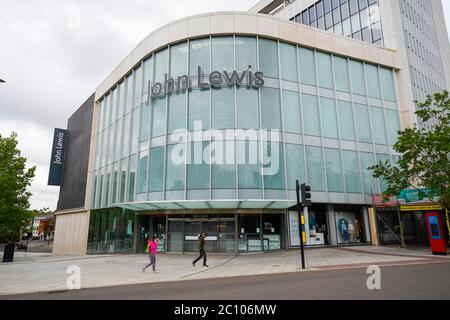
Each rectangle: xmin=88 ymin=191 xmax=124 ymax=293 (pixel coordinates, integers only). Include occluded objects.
xmin=0 ymin=132 xmax=36 ymax=242
xmin=370 ymin=91 xmax=450 ymax=210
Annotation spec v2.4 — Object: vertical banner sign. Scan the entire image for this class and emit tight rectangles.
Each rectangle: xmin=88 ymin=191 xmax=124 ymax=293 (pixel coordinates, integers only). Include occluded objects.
xmin=48 ymin=128 xmax=68 ymax=186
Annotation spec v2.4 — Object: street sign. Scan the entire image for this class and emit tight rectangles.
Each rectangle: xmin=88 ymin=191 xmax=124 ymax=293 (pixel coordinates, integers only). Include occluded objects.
xmin=400 ymin=204 xmax=443 ymax=211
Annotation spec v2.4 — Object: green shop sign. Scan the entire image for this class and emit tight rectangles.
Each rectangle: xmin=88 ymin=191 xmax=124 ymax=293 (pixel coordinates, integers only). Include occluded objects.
xmin=397 ymin=189 xmax=436 ymax=204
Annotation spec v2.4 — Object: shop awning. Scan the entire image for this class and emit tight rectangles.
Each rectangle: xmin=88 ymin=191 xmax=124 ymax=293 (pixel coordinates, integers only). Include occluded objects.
xmin=113 ymin=200 xmax=297 ymax=211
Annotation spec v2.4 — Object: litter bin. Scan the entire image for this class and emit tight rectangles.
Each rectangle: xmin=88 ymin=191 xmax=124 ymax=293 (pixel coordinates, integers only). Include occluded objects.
xmin=3 ymin=242 xmax=15 ymax=262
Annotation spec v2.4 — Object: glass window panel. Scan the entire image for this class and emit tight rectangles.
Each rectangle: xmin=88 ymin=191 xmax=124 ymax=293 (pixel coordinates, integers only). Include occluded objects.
xmin=263 ymin=142 xmax=284 ymax=190
xmin=359 ymin=0 xmax=368 ymax=10
xmin=360 ymin=152 xmax=377 ymax=194
xmin=237 ymin=140 xmax=261 ymax=189
xmin=118 ymin=81 xmax=126 ymax=119
xmin=302 ymin=94 xmax=321 ymax=136
xmin=111 ymin=88 xmax=118 ymax=124
xmin=333 ymin=7 xmax=341 ymax=24
xmin=371 ymin=107 xmax=387 ymax=145
xmin=334 ymin=56 xmax=350 ymax=92
xmin=212 ymin=163 xmax=236 ymax=189
xmin=130 ymin=109 xmax=139 ymax=155
xmin=360 ymin=8 xmax=369 ymax=29
xmin=372 ymin=21 xmax=382 ymax=41
xmin=369 ymin=3 xmax=380 ymax=24
xmin=366 ymin=64 xmax=381 ymax=98
xmin=166 ymin=144 xmax=185 ymax=191
xmin=376 ymin=154 xmax=390 ymax=192
xmin=235 ymin=36 xmax=257 ymax=71
xmin=351 ymin=13 xmax=361 ymax=33
xmin=104 ymin=170 xmax=111 ymax=207
xmin=362 ymin=27 xmax=372 ymax=42
xmin=114 ymin=118 xmax=123 ymax=161
xmin=143 ymin=57 xmax=153 ymax=94
xmin=187 ymin=141 xmax=210 ymax=189
xmin=170 ymin=42 xmax=188 ymax=76
xmin=352 ymin=31 xmax=362 ymax=41
xmin=188 ymin=89 xmax=210 ymax=131
xmin=324 ymin=0 xmax=332 ymax=13
xmin=349 ymin=0 xmax=358 ymax=15
xmin=121 ymin=114 xmax=131 ymax=158
xmin=355 ymin=103 xmax=372 ymax=143
xmin=341 ymin=2 xmax=350 ymax=20
xmin=212 ymin=87 xmax=235 ymax=129
xmin=317 ymin=52 xmax=334 ymax=89
xmin=261 ymin=88 xmax=281 ymax=130
xmin=154 ymin=49 xmax=168 ymax=83
xmin=259 ymin=38 xmax=279 ymax=78
xmin=125 ymin=75 xmax=134 ymax=114
xmin=286 ymin=144 xmax=305 ymax=190
xmin=334 ymin=22 xmax=343 ymax=35
xmin=283 ymin=90 xmax=301 ymax=134
xmin=140 ymin=104 xmax=150 ymax=142
xmin=316 ymin=1 xmax=324 ymax=18
xmin=168 ymin=93 xmax=187 ymax=133
xmin=306 ymin=146 xmax=325 ymax=191
xmin=338 ymin=101 xmax=356 ymax=141
xmin=149 ymin=147 xmax=164 ymax=192
xmin=112 ymin=165 xmax=119 ymax=204
xmin=128 ymin=155 xmax=136 ymax=202
xmin=212 ymin=36 xmax=234 ymax=72
xmin=237 ymin=87 xmax=259 ymax=129
xmin=325 ymin=13 xmax=333 ymax=29
xmin=151 ymin=97 xmax=166 ymax=137
xmin=321 ymin=97 xmax=339 ymax=139
xmin=380 ymin=68 xmax=396 ymax=101
xmin=386 ymin=109 xmax=400 ymax=145
xmin=190 ymin=38 xmax=210 ymax=75
xmin=134 ymin=66 xmax=143 ymax=107
xmin=317 ymin=17 xmax=325 ymax=30
xmin=299 ymin=47 xmax=316 ymax=86
xmin=137 ymin=152 xmax=148 ymax=194
xmin=350 ymin=60 xmax=366 ymax=95
xmin=280 ymin=42 xmax=298 ymax=82
xmin=104 ymin=95 xmax=111 ymax=129
xmin=309 ymin=6 xmax=316 ymax=22
xmin=343 ymin=150 xmax=361 ymax=193
xmin=325 ymin=148 xmax=343 ymax=192
xmin=119 ymin=159 xmax=127 ymax=203
xmin=343 ymin=18 xmax=352 ymax=37
xmin=302 ymin=11 xmax=309 ymax=25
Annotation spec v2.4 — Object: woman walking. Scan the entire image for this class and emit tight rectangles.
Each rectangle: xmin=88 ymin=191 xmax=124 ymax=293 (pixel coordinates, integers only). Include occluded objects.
xmin=142 ymin=234 xmax=159 ymax=273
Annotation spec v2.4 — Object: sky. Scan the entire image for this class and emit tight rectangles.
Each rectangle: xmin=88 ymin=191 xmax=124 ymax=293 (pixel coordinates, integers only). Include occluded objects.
xmin=1 ymin=0 xmax=450 ymax=211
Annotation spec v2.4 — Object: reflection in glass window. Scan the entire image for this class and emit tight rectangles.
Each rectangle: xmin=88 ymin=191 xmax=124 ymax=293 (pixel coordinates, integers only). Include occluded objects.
xmin=190 ymin=38 xmax=210 ymax=75
xmin=187 ymin=142 xmax=210 ymax=189
xmin=371 ymin=107 xmax=387 ymax=145
xmin=168 ymin=93 xmax=186 ymax=134
xmin=317 ymin=52 xmax=334 ymax=89
xmin=137 ymin=152 xmax=148 ymax=194
xmin=377 ymin=154 xmax=390 ymax=192
xmin=299 ymin=47 xmax=316 ymax=85
xmin=380 ymin=68 xmax=396 ymax=101
xmin=283 ymin=90 xmax=301 ymax=134
xmin=151 ymin=97 xmax=166 ymax=137
xmin=360 ymin=152 xmax=377 ymax=194
xmin=235 ymin=37 xmax=257 ymax=71
xmin=306 ymin=146 xmax=325 ymax=191
xmin=237 ymin=140 xmax=261 ymax=189
xmin=350 ymin=60 xmax=366 ymax=95
xmin=325 ymin=148 xmax=343 ymax=192
xmin=302 ymin=94 xmax=320 ymax=136
xmin=212 ymin=87 xmax=235 ymax=129
xmin=263 ymin=142 xmax=284 ymax=190
xmin=212 ymin=37 xmax=234 ymax=72
xmin=338 ymin=101 xmax=356 ymax=141
xmin=237 ymin=87 xmax=259 ymax=129
xmin=355 ymin=104 xmax=372 ymax=143
xmin=188 ymin=89 xmax=210 ymax=131
xmin=334 ymin=56 xmax=350 ymax=92
xmin=280 ymin=42 xmax=298 ymax=82
xmin=321 ymin=97 xmax=338 ymax=139
xmin=286 ymin=144 xmax=305 ymax=190
xmin=128 ymin=155 xmax=136 ymax=202
xmin=259 ymin=38 xmax=279 ymax=78
xmin=149 ymin=147 xmax=164 ymax=192
xmin=261 ymin=88 xmax=281 ymax=130
xmin=170 ymin=42 xmax=188 ymax=76
xmin=343 ymin=150 xmax=361 ymax=193
xmin=166 ymin=144 xmax=185 ymax=191
xmin=154 ymin=49 xmax=168 ymax=83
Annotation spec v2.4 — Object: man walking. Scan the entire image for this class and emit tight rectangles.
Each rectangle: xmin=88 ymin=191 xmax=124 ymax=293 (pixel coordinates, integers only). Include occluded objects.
xmin=192 ymin=233 xmax=208 ymax=267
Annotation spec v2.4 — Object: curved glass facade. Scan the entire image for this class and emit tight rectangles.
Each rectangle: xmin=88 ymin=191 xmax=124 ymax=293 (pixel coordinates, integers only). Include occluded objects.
xmin=91 ymin=35 xmax=400 ymax=210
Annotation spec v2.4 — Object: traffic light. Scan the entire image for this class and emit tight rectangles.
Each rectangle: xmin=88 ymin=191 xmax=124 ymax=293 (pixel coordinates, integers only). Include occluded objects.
xmin=300 ymin=183 xmax=312 ymax=207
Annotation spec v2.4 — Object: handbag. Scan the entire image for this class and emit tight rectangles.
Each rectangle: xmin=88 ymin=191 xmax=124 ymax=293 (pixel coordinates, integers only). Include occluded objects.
xmin=145 ymin=243 xmax=150 ymax=253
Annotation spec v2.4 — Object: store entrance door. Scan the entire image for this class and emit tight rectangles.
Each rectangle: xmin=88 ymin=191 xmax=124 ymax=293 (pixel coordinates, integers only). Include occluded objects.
xmin=183 ymin=218 xmax=219 ymax=253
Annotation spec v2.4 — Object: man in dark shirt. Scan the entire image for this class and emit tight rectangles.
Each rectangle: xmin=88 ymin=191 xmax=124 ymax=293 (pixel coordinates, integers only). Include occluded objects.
xmin=192 ymin=233 xmax=208 ymax=267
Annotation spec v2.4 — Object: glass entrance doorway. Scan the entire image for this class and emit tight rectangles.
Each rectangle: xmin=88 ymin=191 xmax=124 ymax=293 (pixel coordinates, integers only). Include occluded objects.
xmin=168 ymin=215 xmax=236 ymax=253
xmin=136 ymin=214 xmax=166 ymax=253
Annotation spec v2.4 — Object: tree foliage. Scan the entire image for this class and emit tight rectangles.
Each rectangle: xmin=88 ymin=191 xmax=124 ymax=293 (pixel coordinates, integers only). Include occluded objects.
xmin=0 ymin=132 xmax=36 ymax=242
xmin=370 ymin=91 xmax=450 ymax=209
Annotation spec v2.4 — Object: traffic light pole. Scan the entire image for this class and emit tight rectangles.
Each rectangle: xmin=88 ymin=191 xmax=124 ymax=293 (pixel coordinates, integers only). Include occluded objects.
xmin=296 ymin=180 xmax=306 ymax=270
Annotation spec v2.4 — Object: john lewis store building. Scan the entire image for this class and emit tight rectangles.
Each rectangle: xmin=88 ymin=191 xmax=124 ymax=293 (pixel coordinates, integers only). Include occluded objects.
xmin=52 ymin=11 xmax=407 ymax=255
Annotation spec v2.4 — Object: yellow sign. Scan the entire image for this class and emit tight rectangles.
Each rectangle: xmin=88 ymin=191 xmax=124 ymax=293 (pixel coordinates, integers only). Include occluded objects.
xmin=400 ymin=204 xmax=443 ymax=211
xmin=301 ymin=215 xmax=305 ymax=225
xmin=302 ymin=231 xmax=306 ymax=243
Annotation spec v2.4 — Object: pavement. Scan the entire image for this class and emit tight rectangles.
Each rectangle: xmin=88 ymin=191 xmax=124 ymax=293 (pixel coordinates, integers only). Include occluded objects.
xmin=0 ymin=245 xmax=449 ymax=296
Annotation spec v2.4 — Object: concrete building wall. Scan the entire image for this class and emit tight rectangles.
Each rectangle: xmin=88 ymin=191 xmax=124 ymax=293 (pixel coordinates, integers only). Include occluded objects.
xmin=52 ymin=210 xmax=90 ymax=255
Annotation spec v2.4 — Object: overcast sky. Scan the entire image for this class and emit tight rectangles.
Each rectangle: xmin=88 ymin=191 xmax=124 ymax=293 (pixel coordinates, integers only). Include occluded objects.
xmin=1 ymin=0 xmax=450 ymax=211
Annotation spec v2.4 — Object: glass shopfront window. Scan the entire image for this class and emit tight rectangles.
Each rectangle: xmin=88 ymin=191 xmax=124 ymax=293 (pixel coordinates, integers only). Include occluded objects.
xmin=334 ymin=206 xmax=366 ymax=244
xmin=307 ymin=204 xmax=329 ymax=245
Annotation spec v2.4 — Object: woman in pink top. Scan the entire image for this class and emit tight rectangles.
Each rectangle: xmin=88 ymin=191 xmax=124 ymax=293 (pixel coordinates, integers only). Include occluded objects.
xmin=142 ymin=234 xmax=159 ymax=272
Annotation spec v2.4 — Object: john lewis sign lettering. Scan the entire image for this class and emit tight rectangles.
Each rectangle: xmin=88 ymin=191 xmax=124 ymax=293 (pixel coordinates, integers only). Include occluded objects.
xmin=147 ymin=65 xmax=264 ymax=102
xmin=48 ymin=128 xmax=68 ymax=186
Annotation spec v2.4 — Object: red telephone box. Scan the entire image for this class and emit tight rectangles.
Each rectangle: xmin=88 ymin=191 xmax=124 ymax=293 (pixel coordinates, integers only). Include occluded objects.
xmin=425 ymin=212 xmax=447 ymax=255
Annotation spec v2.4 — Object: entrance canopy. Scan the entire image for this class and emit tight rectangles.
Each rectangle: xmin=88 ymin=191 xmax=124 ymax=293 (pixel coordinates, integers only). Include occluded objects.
xmin=114 ymin=200 xmax=297 ymax=211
